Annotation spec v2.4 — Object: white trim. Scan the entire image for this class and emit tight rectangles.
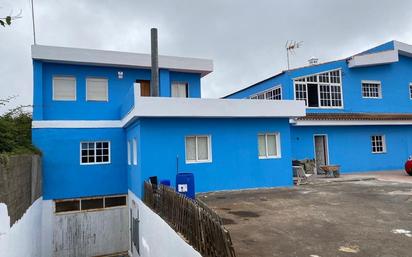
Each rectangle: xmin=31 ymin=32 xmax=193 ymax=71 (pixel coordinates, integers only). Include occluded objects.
xmin=249 ymin=85 xmax=282 ymax=100
xmin=32 ymin=44 xmax=213 ymax=77
xmin=292 ymin=68 xmax=342 ymax=80
xmin=185 ymin=135 xmax=212 ymax=164
xmin=80 ymin=141 xmax=111 ymax=165
xmin=86 ymin=77 xmax=109 ymax=102
xmin=132 ymin=138 xmax=137 ymax=165
xmin=348 ymin=50 xmax=399 ymax=68
xmin=127 ymin=141 xmax=131 ymax=165
xmin=52 ymin=76 xmax=77 ymax=101
xmin=361 ymin=80 xmax=382 ymax=99
xmin=371 ymin=134 xmax=387 ymax=154
xmin=257 ymin=132 xmax=281 ymax=159
xmin=292 ymin=119 xmax=412 ymax=126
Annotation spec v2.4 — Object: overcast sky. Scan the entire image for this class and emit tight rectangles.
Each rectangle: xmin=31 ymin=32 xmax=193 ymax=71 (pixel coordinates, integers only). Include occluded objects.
xmin=1 ymin=0 xmax=412 ymax=110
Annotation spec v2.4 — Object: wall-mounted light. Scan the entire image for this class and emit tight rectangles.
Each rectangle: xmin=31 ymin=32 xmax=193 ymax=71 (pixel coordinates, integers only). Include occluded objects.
xmin=118 ymin=71 xmax=124 ymax=79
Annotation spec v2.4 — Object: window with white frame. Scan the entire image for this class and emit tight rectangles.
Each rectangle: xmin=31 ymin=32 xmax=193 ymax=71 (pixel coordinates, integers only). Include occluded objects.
xmin=371 ymin=135 xmax=386 ymax=153
xmin=53 ymin=76 xmax=76 ymax=101
xmin=362 ymin=81 xmax=381 ymax=98
xmin=81 ymin=141 xmax=110 ymax=164
xmin=258 ymin=133 xmax=281 ymax=158
xmin=409 ymin=83 xmax=412 ymax=99
xmin=127 ymin=141 xmax=131 ymax=165
xmin=185 ymin=135 xmax=211 ymax=163
xmin=86 ymin=78 xmax=108 ymax=101
xmin=132 ymin=139 xmax=137 ymax=165
xmin=171 ymin=82 xmax=188 ymax=98
xmin=249 ymin=86 xmax=282 ymax=100
xmin=293 ymin=69 xmax=342 ymax=108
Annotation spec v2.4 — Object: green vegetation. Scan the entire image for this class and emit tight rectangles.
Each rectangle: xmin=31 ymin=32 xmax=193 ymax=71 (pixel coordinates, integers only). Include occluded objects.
xmin=0 ymin=97 xmax=39 ymax=155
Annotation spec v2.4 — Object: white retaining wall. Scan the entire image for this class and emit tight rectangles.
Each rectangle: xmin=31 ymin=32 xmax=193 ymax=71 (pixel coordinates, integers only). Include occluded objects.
xmin=128 ymin=191 xmax=202 ymax=257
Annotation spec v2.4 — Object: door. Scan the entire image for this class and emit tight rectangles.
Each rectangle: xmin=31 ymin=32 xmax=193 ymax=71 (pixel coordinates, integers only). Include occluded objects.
xmin=314 ymin=135 xmax=328 ymax=174
xmin=307 ymin=84 xmax=319 ymax=107
xmin=137 ymin=80 xmax=151 ymax=96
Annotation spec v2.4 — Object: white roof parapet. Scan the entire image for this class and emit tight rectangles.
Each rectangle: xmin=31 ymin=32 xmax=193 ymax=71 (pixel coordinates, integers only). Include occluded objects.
xmin=31 ymin=45 xmax=213 ymax=77
xmin=348 ymin=50 xmax=399 ymax=68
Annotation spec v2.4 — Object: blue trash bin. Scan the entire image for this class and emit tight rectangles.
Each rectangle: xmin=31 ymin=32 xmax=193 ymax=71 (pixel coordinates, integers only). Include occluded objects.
xmin=176 ymin=173 xmax=195 ymax=199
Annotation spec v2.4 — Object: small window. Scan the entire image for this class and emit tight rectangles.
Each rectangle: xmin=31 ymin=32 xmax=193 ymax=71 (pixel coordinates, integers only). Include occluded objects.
xmin=362 ymin=81 xmax=381 ymax=98
xmin=55 ymin=199 xmax=80 ymax=213
xmin=86 ymin=78 xmax=108 ymax=101
xmin=81 ymin=141 xmax=110 ymax=164
xmin=171 ymin=82 xmax=188 ymax=98
xmin=258 ymin=133 xmax=281 ymax=159
xmin=127 ymin=141 xmax=131 ymax=165
xmin=53 ymin=76 xmax=76 ymax=101
xmin=185 ymin=135 xmax=211 ymax=163
xmin=105 ymin=196 xmax=127 ymax=208
xmin=371 ymin=135 xmax=386 ymax=153
xmin=249 ymin=86 xmax=282 ymax=100
xmin=81 ymin=198 xmax=104 ymax=210
xmin=409 ymin=83 xmax=412 ymax=99
xmin=132 ymin=139 xmax=137 ymax=165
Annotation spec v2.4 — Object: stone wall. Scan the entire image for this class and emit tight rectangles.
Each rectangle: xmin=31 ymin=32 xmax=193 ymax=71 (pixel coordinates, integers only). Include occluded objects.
xmin=0 ymin=154 xmax=42 ymax=224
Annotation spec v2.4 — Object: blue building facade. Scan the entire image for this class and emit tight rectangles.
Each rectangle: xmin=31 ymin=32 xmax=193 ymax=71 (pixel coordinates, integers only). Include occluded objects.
xmin=31 ymin=45 xmax=304 ymax=201
xmin=226 ymin=40 xmax=412 ymax=173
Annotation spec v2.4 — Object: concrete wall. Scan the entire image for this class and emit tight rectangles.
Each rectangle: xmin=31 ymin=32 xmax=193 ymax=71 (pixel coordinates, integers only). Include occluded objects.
xmin=128 ymin=191 xmax=202 ymax=257
xmin=0 ymin=154 xmax=42 ymax=224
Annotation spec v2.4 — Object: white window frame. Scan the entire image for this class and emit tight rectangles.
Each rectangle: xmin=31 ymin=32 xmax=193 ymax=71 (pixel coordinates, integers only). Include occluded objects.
xmin=185 ymin=135 xmax=212 ymax=164
xmin=86 ymin=77 xmax=109 ymax=102
xmin=52 ymin=76 xmax=76 ymax=101
xmin=371 ymin=135 xmax=386 ymax=154
xmin=258 ymin=132 xmax=281 ymax=159
xmin=80 ymin=141 xmax=111 ymax=165
xmin=171 ymin=81 xmax=189 ymax=98
xmin=409 ymin=83 xmax=412 ymax=100
xmin=127 ymin=141 xmax=131 ymax=165
xmin=249 ymin=85 xmax=282 ymax=100
xmin=361 ymin=80 xmax=382 ymax=99
xmin=293 ymin=69 xmax=343 ymax=109
xmin=132 ymin=138 xmax=137 ymax=165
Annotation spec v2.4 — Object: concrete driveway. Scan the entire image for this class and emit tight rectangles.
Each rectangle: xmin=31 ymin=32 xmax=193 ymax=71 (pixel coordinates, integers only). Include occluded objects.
xmin=199 ymin=179 xmax=412 ymax=257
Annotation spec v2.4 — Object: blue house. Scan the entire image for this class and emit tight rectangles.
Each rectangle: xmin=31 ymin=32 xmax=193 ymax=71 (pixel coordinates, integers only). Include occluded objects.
xmin=226 ymin=40 xmax=412 ymax=174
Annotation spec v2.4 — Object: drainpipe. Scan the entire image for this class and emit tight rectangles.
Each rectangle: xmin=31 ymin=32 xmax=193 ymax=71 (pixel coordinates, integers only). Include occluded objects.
xmin=151 ymin=28 xmax=159 ymax=97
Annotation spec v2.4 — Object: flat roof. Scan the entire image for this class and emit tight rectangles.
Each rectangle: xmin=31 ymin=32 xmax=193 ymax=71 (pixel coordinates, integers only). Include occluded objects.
xmin=31 ymin=44 xmax=213 ymax=77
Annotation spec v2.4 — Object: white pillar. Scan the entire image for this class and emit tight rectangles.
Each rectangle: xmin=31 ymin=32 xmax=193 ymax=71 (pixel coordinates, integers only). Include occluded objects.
xmin=134 ymin=83 xmax=141 ymax=98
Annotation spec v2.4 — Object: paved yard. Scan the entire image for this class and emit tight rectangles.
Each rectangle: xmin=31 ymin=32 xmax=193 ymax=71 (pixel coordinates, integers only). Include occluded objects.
xmin=199 ymin=179 xmax=412 ymax=257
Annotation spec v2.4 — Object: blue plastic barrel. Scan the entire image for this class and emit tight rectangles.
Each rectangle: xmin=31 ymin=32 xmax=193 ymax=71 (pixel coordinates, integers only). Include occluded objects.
xmin=160 ymin=179 xmax=171 ymax=187
xmin=176 ymin=173 xmax=195 ymax=199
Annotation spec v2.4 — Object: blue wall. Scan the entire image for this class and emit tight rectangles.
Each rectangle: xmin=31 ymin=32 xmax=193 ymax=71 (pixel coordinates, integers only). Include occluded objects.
xmin=33 ymin=128 xmax=127 ymax=200
xmin=291 ymin=125 xmax=412 ymax=172
xmin=127 ymin=117 xmax=294 ymax=197
xmin=34 ymin=62 xmax=203 ymax=121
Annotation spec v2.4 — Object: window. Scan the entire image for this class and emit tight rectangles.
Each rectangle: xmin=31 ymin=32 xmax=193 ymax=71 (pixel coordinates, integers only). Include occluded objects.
xmin=409 ymin=83 xmax=412 ymax=99
xmin=132 ymin=139 xmax=137 ymax=165
xmin=362 ymin=81 xmax=381 ymax=98
xmin=250 ymin=86 xmax=282 ymax=100
xmin=53 ymin=76 xmax=76 ymax=101
xmin=293 ymin=69 xmax=343 ymax=108
xmin=81 ymin=141 xmax=110 ymax=164
xmin=171 ymin=82 xmax=188 ymax=98
xmin=258 ymin=133 xmax=281 ymax=158
xmin=55 ymin=195 xmax=127 ymax=213
xmin=86 ymin=78 xmax=108 ymax=101
xmin=185 ymin=135 xmax=211 ymax=163
xmin=371 ymin=135 xmax=386 ymax=153
xmin=127 ymin=141 xmax=131 ymax=165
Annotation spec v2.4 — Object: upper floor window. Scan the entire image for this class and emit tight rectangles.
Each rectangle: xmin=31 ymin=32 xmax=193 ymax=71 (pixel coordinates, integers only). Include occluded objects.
xmin=409 ymin=83 xmax=412 ymax=99
xmin=362 ymin=81 xmax=381 ymax=98
xmin=371 ymin=135 xmax=386 ymax=154
xmin=53 ymin=76 xmax=76 ymax=101
xmin=258 ymin=133 xmax=281 ymax=159
xmin=250 ymin=86 xmax=282 ymax=100
xmin=293 ymin=69 xmax=342 ymax=108
xmin=185 ymin=135 xmax=211 ymax=163
xmin=86 ymin=78 xmax=108 ymax=101
xmin=81 ymin=141 xmax=110 ymax=164
xmin=171 ymin=82 xmax=188 ymax=98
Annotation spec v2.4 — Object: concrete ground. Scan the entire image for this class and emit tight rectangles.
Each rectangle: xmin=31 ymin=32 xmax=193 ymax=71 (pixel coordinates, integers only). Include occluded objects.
xmin=199 ymin=178 xmax=412 ymax=257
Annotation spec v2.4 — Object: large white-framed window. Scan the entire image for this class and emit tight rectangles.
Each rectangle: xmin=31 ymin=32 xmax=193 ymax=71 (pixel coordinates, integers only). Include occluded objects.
xmin=86 ymin=78 xmax=108 ymax=101
xmin=371 ymin=135 xmax=386 ymax=154
xmin=249 ymin=85 xmax=282 ymax=100
xmin=185 ymin=135 xmax=212 ymax=163
xmin=80 ymin=141 xmax=110 ymax=165
xmin=258 ymin=133 xmax=281 ymax=159
xmin=409 ymin=83 xmax=412 ymax=99
xmin=52 ymin=76 xmax=76 ymax=101
xmin=171 ymin=82 xmax=188 ymax=98
xmin=293 ymin=69 xmax=343 ymax=108
xmin=132 ymin=139 xmax=137 ymax=165
xmin=362 ymin=80 xmax=382 ymax=98
xmin=127 ymin=141 xmax=131 ymax=165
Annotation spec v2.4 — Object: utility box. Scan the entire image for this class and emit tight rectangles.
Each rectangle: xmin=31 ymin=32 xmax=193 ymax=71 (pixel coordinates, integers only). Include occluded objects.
xmin=176 ymin=173 xmax=195 ymax=199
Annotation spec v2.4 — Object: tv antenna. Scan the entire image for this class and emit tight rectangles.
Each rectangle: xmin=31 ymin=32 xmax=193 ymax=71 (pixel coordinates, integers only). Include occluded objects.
xmin=285 ymin=40 xmax=303 ymax=70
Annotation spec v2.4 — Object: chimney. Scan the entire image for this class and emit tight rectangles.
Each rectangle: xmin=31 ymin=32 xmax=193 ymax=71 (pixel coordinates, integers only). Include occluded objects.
xmin=308 ymin=57 xmax=319 ymax=66
xmin=151 ymin=28 xmax=159 ymax=96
